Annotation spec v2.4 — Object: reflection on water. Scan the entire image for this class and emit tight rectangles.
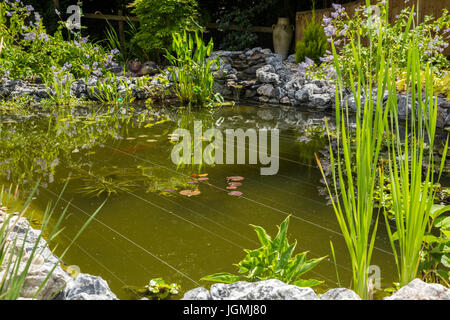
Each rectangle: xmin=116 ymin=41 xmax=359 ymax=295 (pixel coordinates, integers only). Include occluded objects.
xmin=0 ymin=104 xmax=400 ymax=299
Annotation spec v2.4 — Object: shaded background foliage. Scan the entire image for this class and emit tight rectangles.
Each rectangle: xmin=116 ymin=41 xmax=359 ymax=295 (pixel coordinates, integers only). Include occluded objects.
xmin=25 ymin=0 xmax=355 ymax=51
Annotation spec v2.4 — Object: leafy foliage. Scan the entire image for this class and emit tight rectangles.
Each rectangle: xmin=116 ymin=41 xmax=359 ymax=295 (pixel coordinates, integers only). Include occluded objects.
xmin=295 ymin=9 xmax=328 ymax=64
xmin=124 ymin=278 xmax=181 ymax=300
xmin=131 ymin=0 xmax=199 ymax=61
xmin=165 ymin=31 xmax=223 ymax=106
xmin=0 ymin=1 xmax=117 ymax=82
xmin=420 ymin=206 xmax=450 ymax=286
xmin=321 ymin=2 xmax=450 ymax=84
xmin=202 ymin=216 xmax=326 ymax=287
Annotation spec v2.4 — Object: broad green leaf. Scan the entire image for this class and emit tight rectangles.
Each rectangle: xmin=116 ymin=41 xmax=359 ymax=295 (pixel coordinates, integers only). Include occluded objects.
xmin=292 ymin=279 xmax=324 ymax=287
xmin=200 ymin=273 xmax=241 ymax=284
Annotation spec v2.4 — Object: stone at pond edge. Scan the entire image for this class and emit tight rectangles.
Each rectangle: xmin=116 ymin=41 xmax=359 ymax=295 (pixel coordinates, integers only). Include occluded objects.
xmin=320 ymin=288 xmax=361 ymax=300
xmin=61 ymin=273 xmax=118 ymax=300
xmin=383 ymin=279 xmax=450 ymax=300
xmin=1 ymin=215 xmax=117 ymax=300
xmin=182 ymin=287 xmax=212 ymax=300
xmin=183 ymin=279 xmax=319 ymax=300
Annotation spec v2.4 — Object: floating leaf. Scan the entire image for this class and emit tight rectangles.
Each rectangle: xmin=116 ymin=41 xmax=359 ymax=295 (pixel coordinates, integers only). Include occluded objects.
xmin=228 ymin=191 xmax=243 ymax=196
xmin=199 ymin=173 xmax=209 ymax=177
xmin=126 ymin=137 xmax=136 ymax=140
xmin=198 ymin=177 xmax=209 ymax=181
xmin=180 ymin=190 xmax=201 ymax=197
xmin=226 ymin=186 xmax=237 ymax=190
xmin=146 ymin=139 xmax=157 ymax=143
xmin=229 ymin=182 xmax=242 ymax=187
xmin=227 ymin=176 xmax=244 ymax=182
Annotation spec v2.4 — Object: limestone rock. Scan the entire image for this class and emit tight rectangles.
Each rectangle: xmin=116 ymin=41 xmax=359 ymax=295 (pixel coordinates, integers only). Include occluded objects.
xmin=257 ymin=84 xmax=275 ymax=97
xmin=182 ymin=287 xmax=212 ymax=300
xmin=63 ymin=273 xmax=118 ymax=300
xmin=384 ymin=279 xmax=450 ymax=300
xmin=320 ymin=288 xmax=361 ymax=300
xmin=209 ymin=280 xmax=319 ymax=300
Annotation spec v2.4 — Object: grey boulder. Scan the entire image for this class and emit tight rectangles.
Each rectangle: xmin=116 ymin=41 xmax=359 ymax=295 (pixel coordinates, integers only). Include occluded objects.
xmin=320 ymin=288 xmax=361 ymax=300
xmin=384 ymin=279 xmax=450 ymax=300
xmin=184 ymin=279 xmax=320 ymax=300
xmin=62 ymin=273 xmax=118 ymax=300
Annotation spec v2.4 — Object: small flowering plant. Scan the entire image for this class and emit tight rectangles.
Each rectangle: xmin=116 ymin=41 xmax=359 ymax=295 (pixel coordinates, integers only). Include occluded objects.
xmin=0 ymin=0 xmax=120 ymax=83
xmin=321 ymin=1 xmax=450 ymax=83
xmin=144 ymin=278 xmax=181 ymax=300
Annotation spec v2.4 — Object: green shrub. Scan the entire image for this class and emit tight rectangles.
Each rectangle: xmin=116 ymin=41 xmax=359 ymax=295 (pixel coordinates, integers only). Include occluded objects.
xmin=0 ymin=2 xmax=118 ymax=82
xmin=201 ymin=216 xmax=326 ymax=287
xmin=131 ymin=0 xmax=199 ymax=61
xmin=295 ymin=9 xmax=328 ymax=64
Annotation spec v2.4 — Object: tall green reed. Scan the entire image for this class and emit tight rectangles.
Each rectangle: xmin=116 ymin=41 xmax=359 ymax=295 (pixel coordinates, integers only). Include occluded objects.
xmin=165 ymin=31 xmax=223 ymax=107
xmin=382 ymin=32 xmax=449 ymax=287
xmin=0 ymin=183 xmax=104 ymax=300
xmin=316 ymin=1 xmax=391 ymax=299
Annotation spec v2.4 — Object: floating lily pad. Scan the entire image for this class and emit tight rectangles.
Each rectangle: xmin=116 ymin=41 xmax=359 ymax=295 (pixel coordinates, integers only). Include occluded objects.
xmin=228 ymin=191 xmax=243 ymax=196
xmin=146 ymin=139 xmax=158 ymax=143
xmin=226 ymin=186 xmax=237 ymax=190
xmin=228 ymin=182 xmax=242 ymax=187
xmin=180 ymin=190 xmax=201 ymax=197
xmin=126 ymin=137 xmax=136 ymax=140
xmin=227 ymin=176 xmax=244 ymax=182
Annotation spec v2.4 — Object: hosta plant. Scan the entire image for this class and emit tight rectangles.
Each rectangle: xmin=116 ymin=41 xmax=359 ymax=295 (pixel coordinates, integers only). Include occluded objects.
xmin=201 ymin=216 xmax=326 ymax=287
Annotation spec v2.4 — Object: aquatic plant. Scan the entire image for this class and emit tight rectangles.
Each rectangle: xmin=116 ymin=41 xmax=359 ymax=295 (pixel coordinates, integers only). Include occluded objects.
xmin=89 ymin=72 xmax=140 ymax=105
xmin=202 ymin=216 xmax=326 ymax=287
xmin=316 ymin=2 xmax=391 ymax=299
xmin=124 ymin=278 xmax=181 ymax=300
xmin=73 ymin=168 xmax=139 ymax=198
xmin=381 ymin=24 xmax=450 ymax=287
xmin=0 ymin=183 xmax=103 ymax=299
xmin=165 ymin=31 xmax=223 ymax=107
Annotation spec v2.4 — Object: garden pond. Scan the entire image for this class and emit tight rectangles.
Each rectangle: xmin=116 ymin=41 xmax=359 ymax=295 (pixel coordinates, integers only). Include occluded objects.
xmin=2 ymin=102 xmax=443 ymax=299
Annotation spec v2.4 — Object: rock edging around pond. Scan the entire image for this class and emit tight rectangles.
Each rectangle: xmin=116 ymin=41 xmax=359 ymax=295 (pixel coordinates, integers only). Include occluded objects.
xmin=1 ymin=47 xmax=450 ymax=128
xmin=181 ymin=278 xmax=450 ymax=300
xmin=0 ymin=213 xmax=117 ymax=300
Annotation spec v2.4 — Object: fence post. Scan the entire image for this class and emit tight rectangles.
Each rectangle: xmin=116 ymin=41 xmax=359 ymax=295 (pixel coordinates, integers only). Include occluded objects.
xmin=118 ymin=9 xmax=125 ymax=46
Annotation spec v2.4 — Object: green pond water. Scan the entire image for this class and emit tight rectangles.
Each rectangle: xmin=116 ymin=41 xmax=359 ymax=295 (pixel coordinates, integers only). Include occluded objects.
xmin=0 ymin=103 xmax=407 ymax=299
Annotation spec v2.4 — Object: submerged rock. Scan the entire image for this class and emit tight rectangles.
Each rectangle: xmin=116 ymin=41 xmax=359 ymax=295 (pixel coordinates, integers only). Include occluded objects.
xmin=384 ymin=279 xmax=450 ymax=300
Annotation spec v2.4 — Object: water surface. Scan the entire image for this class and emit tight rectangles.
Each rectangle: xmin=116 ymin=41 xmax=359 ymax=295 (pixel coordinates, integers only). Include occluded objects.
xmin=0 ymin=104 xmax=401 ymax=299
